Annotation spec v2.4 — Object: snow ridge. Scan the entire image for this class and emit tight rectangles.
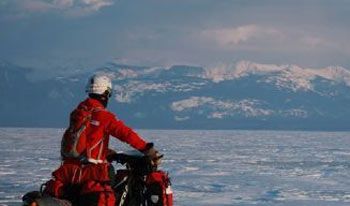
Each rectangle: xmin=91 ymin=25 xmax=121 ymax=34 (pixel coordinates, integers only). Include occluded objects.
xmin=171 ymin=96 xmax=309 ymax=120
xmin=203 ymin=61 xmax=350 ymax=92
xmin=98 ymin=61 xmax=350 ymax=103
xmin=171 ymin=96 xmax=273 ymax=119
xmin=114 ymin=81 xmax=206 ymax=103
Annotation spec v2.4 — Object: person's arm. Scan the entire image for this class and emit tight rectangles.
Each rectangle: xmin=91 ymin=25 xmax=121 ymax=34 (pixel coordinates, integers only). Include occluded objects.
xmin=108 ymin=115 xmax=147 ymax=151
xmin=107 ymin=115 xmax=160 ymax=162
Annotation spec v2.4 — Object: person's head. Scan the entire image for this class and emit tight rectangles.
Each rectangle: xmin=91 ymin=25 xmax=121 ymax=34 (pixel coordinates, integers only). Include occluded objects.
xmin=85 ymin=74 xmax=113 ymax=107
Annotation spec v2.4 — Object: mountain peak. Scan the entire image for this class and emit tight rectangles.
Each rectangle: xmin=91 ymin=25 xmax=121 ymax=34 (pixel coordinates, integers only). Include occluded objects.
xmin=1 ymin=60 xmax=350 ymax=130
xmin=202 ymin=61 xmax=350 ymax=91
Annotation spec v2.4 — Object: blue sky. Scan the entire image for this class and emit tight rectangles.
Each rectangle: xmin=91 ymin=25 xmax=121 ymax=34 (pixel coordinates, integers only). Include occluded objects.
xmin=1 ymin=0 xmax=350 ymax=71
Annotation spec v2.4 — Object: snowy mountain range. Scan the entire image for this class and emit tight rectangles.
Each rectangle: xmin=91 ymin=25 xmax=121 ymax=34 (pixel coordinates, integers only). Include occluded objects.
xmin=1 ymin=60 xmax=350 ymax=130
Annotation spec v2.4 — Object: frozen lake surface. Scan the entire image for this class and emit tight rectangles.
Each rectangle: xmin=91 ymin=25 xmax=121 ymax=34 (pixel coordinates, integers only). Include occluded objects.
xmin=1 ymin=128 xmax=350 ymax=206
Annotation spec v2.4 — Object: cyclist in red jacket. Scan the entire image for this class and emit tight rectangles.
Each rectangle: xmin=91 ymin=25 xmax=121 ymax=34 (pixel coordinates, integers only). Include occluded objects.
xmin=43 ymin=74 xmax=159 ymax=206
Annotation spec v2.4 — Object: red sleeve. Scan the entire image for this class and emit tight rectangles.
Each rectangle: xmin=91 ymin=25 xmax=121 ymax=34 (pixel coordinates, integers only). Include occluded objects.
xmin=107 ymin=114 xmax=147 ymax=151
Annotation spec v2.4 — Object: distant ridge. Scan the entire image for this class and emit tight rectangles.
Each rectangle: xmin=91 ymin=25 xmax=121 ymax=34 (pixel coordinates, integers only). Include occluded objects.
xmin=1 ymin=60 xmax=350 ymax=130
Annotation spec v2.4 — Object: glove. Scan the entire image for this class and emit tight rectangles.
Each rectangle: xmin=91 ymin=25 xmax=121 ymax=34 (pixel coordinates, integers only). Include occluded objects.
xmin=141 ymin=143 xmax=163 ymax=166
xmin=106 ymin=148 xmax=118 ymax=162
xmin=22 ymin=191 xmax=41 ymax=206
xmin=144 ymin=147 xmax=159 ymax=160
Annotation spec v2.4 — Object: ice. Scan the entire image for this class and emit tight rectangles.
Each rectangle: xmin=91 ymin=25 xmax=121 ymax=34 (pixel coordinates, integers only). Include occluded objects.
xmin=1 ymin=128 xmax=350 ymax=205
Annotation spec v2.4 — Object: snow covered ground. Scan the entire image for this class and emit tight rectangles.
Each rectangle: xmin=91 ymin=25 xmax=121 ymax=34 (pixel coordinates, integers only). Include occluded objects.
xmin=1 ymin=128 xmax=350 ymax=206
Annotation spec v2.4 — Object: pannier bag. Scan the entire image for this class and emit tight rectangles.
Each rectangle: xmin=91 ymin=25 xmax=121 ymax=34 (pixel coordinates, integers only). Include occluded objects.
xmin=145 ymin=171 xmax=173 ymax=206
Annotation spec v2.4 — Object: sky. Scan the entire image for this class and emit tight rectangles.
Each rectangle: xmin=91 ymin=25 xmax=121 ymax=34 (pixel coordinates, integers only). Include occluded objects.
xmin=1 ymin=0 xmax=350 ymax=72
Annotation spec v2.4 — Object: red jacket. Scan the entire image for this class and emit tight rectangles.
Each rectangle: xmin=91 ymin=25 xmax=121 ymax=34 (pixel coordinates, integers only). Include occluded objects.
xmin=71 ymin=98 xmax=147 ymax=164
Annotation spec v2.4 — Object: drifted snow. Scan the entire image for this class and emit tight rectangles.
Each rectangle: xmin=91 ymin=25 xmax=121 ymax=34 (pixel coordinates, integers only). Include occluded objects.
xmin=1 ymin=128 xmax=350 ymax=206
xmin=170 ymin=96 xmax=309 ymax=120
xmin=115 ymin=69 xmax=139 ymax=79
xmin=170 ymin=96 xmax=273 ymax=119
xmin=114 ymin=81 xmax=171 ymax=103
xmin=171 ymin=97 xmax=214 ymax=112
xmin=280 ymin=109 xmax=308 ymax=118
xmin=114 ymin=81 xmax=205 ymax=103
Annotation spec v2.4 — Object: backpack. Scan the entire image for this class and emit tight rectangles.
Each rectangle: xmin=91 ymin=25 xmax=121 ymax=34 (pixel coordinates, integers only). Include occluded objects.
xmin=145 ymin=171 xmax=173 ymax=206
xmin=60 ymin=105 xmax=99 ymax=159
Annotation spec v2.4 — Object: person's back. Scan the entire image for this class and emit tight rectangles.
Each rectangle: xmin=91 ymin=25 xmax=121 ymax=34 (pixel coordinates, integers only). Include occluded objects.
xmin=42 ymin=74 xmax=159 ymax=206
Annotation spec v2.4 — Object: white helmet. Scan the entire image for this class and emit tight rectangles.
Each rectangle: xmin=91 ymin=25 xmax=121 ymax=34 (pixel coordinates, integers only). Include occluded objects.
xmin=86 ymin=74 xmax=113 ymax=96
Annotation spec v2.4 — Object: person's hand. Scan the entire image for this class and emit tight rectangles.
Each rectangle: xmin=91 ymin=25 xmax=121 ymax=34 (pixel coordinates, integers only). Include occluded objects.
xmin=106 ymin=148 xmax=118 ymax=162
xmin=144 ymin=147 xmax=158 ymax=159
xmin=22 ymin=191 xmax=41 ymax=206
xmin=142 ymin=143 xmax=163 ymax=166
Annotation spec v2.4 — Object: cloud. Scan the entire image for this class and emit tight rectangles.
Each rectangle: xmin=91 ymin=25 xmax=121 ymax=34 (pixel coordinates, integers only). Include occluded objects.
xmin=202 ymin=25 xmax=259 ymax=45
xmin=80 ymin=0 xmax=113 ymax=12
xmin=2 ymin=0 xmax=115 ymax=18
xmin=19 ymin=0 xmax=55 ymax=12
xmin=200 ymin=24 xmax=335 ymax=54
xmin=201 ymin=24 xmax=283 ymax=48
xmin=55 ymin=0 xmax=74 ymax=8
xmin=301 ymin=36 xmax=327 ymax=48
